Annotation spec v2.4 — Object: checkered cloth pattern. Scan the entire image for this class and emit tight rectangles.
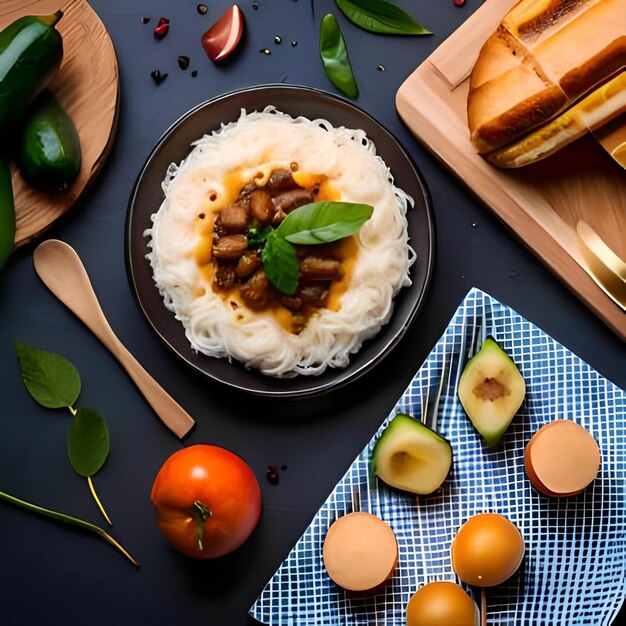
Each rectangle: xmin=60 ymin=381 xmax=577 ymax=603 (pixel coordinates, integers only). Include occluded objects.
xmin=250 ymin=288 xmax=626 ymax=625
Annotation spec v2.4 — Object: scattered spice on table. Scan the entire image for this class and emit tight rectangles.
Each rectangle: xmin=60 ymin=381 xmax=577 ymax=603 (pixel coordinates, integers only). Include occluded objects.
xmin=151 ymin=69 xmax=168 ymax=85
xmin=266 ymin=464 xmax=288 ymax=485
xmin=377 ymin=64 xmax=385 ymax=72
xmin=252 ymin=3 xmax=259 ymax=10
xmin=154 ymin=17 xmax=170 ymax=39
xmin=191 ymin=70 xmax=198 ymax=77
xmin=142 ymin=16 xmax=151 ymax=25
xmin=274 ymin=35 xmax=282 ymax=44
xmin=291 ymin=40 xmax=298 ymax=47
xmin=260 ymin=48 xmax=271 ymax=55
xmin=197 ymin=4 xmax=208 ymax=15
xmin=178 ymin=55 xmax=190 ymax=70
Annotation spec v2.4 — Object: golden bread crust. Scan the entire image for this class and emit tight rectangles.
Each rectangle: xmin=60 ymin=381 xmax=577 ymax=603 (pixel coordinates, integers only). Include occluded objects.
xmin=468 ymin=0 xmax=626 ymax=159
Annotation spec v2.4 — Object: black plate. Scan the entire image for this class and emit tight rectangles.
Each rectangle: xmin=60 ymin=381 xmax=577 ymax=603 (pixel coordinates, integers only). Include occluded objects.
xmin=126 ymin=85 xmax=434 ymax=397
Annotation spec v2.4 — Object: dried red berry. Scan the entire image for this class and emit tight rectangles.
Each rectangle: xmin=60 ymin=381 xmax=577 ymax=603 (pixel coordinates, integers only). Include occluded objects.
xmin=453 ymin=0 xmax=466 ymax=6
xmin=201 ymin=5 xmax=245 ymax=62
xmin=154 ymin=17 xmax=170 ymax=39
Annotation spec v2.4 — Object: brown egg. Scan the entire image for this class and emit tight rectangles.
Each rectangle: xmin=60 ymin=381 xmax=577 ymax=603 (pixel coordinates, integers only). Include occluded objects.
xmin=406 ymin=581 xmax=476 ymax=626
xmin=524 ymin=420 xmax=600 ymax=497
xmin=451 ymin=513 xmax=524 ymax=587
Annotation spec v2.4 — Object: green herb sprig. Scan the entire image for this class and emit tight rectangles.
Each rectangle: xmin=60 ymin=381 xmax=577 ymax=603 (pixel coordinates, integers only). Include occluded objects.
xmin=320 ymin=14 xmax=359 ymax=99
xmin=335 ymin=0 xmax=431 ymax=35
xmin=15 ymin=341 xmax=112 ymax=526
xmin=320 ymin=1 xmax=431 ymax=99
xmin=0 ymin=490 xmax=138 ymax=567
xmin=247 ymin=200 xmax=373 ymax=295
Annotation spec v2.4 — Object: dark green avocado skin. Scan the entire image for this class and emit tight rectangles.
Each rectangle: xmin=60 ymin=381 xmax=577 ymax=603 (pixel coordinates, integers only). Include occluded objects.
xmin=0 ymin=14 xmax=64 ymax=134
xmin=16 ymin=91 xmax=81 ymax=191
xmin=0 ymin=156 xmax=15 ymax=267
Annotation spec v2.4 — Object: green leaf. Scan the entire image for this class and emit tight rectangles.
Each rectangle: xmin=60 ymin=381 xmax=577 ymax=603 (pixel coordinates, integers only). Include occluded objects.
xmin=335 ymin=0 xmax=431 ymax=35
xmin=320 ymin=14 xmax=359 ymax=99
xmin=247 ymin=225 xmax=274 ymax=248
xmin=67 ymin=407 xmax=110 ymax=477
xmin=15 ymin=340 xmax=81 ymax=409
xmin=276 ymin=201 xmax=374 ymax=244
xmin=261 ymin=231 xmax=299 ymax=295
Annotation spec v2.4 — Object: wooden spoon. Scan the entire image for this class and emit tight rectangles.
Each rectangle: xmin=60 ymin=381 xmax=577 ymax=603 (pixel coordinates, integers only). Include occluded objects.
xmin=33 ymin=239 xmax=196 ymax=439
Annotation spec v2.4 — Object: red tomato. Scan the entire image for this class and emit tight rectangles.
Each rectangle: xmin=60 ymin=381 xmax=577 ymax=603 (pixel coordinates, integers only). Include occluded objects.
xmin=150 ymin=444 xmax=262 ymax=558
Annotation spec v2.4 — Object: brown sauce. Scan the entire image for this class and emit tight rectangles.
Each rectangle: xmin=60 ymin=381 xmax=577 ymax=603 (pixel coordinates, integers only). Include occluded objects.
xmin=195 ymin=167 xmax=358 ymax=334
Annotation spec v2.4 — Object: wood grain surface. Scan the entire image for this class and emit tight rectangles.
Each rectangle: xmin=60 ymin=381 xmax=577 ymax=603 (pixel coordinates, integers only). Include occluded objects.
xmin=396 ymin=0 xmax=626 ymax=341
xmin=0 ymin=0 xmax=119 ymax=249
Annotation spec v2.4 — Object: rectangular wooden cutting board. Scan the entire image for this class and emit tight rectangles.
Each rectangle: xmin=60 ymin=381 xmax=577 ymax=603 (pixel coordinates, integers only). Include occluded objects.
xmin=396 ymin=0 xmax=626 ymax=341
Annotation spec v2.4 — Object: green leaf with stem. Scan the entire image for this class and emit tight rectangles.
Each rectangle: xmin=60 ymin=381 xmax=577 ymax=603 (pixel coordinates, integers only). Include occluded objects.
xmin=335 ymin=0 xmax=432 ymax=35
xmin=0 ymin=489 xmax=139 ymax=567
xmin=67 ymin=406 xmax=112 ymax=525
xmin=15 ymin=340 xmax=81 ymax=409
xmin=320 ymin=13 xmax=359 ymax=99
xmin=276 ymin=201 xmax=373 ymax=244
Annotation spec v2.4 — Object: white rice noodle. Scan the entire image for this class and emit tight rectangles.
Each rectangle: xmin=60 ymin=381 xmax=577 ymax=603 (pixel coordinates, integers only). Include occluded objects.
xmin=145 ymin=107 xmax=416 ymax=377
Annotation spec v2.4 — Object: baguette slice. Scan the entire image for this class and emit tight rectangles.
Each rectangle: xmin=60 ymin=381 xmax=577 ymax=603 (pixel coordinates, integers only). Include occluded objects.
xmin=468 ymin=0 xmax=626 ymax=158
xmin=488 ymin=70 xmax=626 ymax=166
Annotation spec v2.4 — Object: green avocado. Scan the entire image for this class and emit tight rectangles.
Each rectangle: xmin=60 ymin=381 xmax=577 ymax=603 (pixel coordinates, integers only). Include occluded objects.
xmin=458 ymin=337 xmax=526 ymax=447
xmin=0 ymin=156 xmax=15 ymax=267
xmin=15 ymin=90 xmax=81 ymax=191
xmin=0 ymin=12 xmax=64 ymax=134
xmin=372 ymin=413 xmax=452 ymax=495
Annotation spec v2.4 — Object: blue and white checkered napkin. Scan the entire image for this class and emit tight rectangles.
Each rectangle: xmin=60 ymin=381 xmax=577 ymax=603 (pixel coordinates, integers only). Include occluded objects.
xmin=250 ymin=288 xmax=626 ymax=625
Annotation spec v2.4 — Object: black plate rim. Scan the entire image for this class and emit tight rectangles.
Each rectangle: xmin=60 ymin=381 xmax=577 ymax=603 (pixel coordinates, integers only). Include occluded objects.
xmin=125 ymin=84 xmax=435 ymax=398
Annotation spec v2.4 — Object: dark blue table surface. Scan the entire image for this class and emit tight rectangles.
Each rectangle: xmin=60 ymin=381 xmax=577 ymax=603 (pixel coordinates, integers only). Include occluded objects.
xmin=1 ymin=2 xmax=624 ymax=624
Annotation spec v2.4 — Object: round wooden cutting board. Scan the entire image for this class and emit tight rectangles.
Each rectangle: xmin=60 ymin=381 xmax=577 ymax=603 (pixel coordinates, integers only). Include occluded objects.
xmin=0 ymin=0 xmax=119 ymax=249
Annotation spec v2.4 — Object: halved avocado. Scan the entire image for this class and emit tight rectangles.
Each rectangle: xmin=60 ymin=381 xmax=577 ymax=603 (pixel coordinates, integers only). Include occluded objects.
xmin=372 ymin=413 xmax=452 ymax=495
xmin=458 ymin=337 xmax=525 ymax=447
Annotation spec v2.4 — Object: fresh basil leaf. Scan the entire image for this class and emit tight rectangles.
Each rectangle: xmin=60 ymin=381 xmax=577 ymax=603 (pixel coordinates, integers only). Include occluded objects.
xmin=247 ymin=225 xmax=274 ymax=248
xmin=67 ymin=407 xmax=110 ymax=477
xmin=15 ymin=340 xmax=81 ymax=409
xmin=335 ymin=0 xmax=431 ymax=35
xmin=261 ymin=231 xmax=299 ymax=295
xmin=276 ymin=201 xmax=373 ymax=244
xmin=320 ymin=14 xmax=359 ymax=99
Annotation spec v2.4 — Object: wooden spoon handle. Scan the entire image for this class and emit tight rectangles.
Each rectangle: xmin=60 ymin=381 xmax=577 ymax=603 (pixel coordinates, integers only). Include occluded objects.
xmin=33 ymin=240 xmax=195 ymax=439
xmin=105 ymin=336 xmax=196 ymax=439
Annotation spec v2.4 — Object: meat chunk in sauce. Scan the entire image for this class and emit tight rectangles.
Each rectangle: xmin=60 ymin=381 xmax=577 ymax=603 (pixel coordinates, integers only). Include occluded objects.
xmin=214 ymin=264 xmax=235 ymax=290
xmin=207 ymin=168 xmax=347 ymax=332
xmin=235 ymin=250 xmax=263 ymax=279
xmin=240 ymin=269 xmax=273 ymax=310
xmin=267 ymin=169 xmax=298 ymax=192
xmin=298 ymin=284 xmax=329 ymax=308
xmin=272 ymin=189 xmax=313 ymax=213
xmin=249 ymin=189 xmax=275 ymax=224
xmin=299 ymin=256 xmax=342 ymax=281
xmin=219 ymin=202 xmax=248 ymax=233
xmin=212 ymin=234 xmax=248 ymax=260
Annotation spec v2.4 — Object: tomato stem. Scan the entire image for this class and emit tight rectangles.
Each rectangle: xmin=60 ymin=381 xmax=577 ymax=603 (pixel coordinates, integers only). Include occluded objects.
xmin=192 ymin=500 xmax=212 ymax=552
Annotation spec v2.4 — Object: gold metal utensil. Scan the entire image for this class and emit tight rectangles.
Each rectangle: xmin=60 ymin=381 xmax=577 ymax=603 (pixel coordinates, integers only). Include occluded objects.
xmin=33 ymin=239 xmax=196 ymax=439
xmin=576 ymin=221 xmax=626 ymax=312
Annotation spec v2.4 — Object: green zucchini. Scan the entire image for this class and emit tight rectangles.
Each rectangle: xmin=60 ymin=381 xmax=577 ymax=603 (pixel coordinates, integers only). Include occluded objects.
xmin=0 ymin=11 xmax=64 ymax=134
xmin=0 ymin=157 xmax=15 ymax=268
xmin=16 ymin=90 xmax=81 ymax=191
